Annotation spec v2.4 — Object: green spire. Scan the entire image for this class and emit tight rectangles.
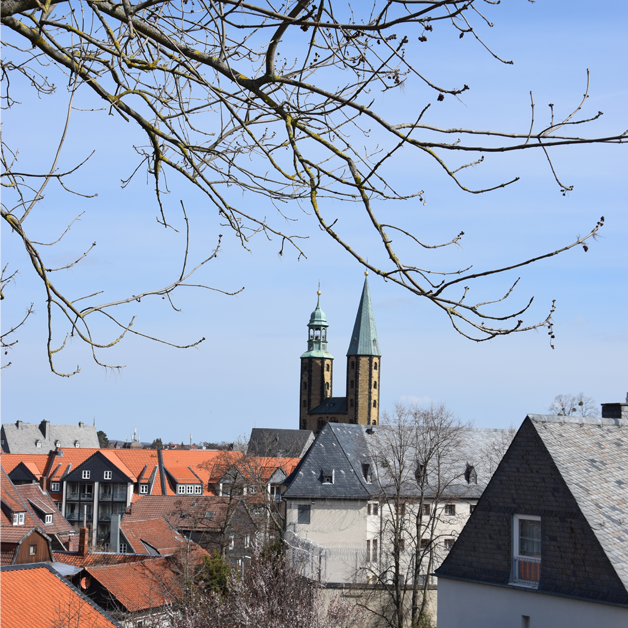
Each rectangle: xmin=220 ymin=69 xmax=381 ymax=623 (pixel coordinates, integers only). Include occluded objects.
xmin=347 ymin=274 xmax=381 ymax=356
xmin=301 ymin=290 xmax=334 ymax=359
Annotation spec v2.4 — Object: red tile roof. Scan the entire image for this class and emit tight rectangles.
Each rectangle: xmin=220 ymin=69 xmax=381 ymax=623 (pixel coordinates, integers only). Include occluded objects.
xmin=1 ymin=564 xmax=119 ymax=628
xmin=81 ymin=557 xmax=179 ymax=612
xmin=53 ymin=551 xmax=153 ymax=567
xmin=47 ymin=448 xmax=101 ymax=480
xmin=16 ymin=483 xmax=76 ymax=536
xmin=120 ymin=517 xmax=209 ymax=561
xmin=0 ymin=453 xmax=50 ymax=475
xmin=161 ymin=450 xmax=243 ymax=494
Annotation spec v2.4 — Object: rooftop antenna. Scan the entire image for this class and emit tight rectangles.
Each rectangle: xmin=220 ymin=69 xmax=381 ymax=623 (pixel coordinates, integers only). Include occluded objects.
xmin=190 ymin=433 xmax=192 ymax=447
xmin=93 ymin=417 xmax=96 ymax=427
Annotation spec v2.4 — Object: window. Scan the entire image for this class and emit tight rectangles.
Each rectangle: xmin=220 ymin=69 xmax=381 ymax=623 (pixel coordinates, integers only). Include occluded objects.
xmin=464 ymin=464 xmax=477 ymax=485
xmin=422 ymin=504 xmax=431 ymax=516
xmin=366 ymin=539 xmax=371 ymax=562
xmin=349 ymin=399 xmax=354 ymax=408
xmin=45 ymin=514 xmax=53 ymax=525
xmin=521 ymin=616 xmax=530 ymax=628
xmin=398 ymin=538 xmax=406 ymax=551
xmin=303 ymin=381 xmax=307 ymax=390
xmin=36 ymin=440 xmax=42 ymax=448
xmin=297 ymin=504 xmax=311 ymax=524
xmin=394 ymin=502 xmax=406 ymax=517
xmin=325 ymin=382 xmax=330 ymax=391
xmin=321 ymin=469 xmax=334 ymax=484
xmin=374 ymin=362 xmax=378 ymax=370
xmin=351 ymin=361 xmax=355 ymax=370
xmin=326 ymin=363 xmax=330 ymax=372
xmin=13 ymin=512 xmax=25 ymax=525
xmin=512 ymin=515 xmax=541 ymax=587
xmin=368 ymin=503 xmax=379 ymax=516
xmin=373 ymin=400 xmax=377 ymax=408
xmin=470 ymin=504 xmax=476 ymax=514
xmin=177 ymin=485 xmax=185 ymax=495
xmin=50 ymin=482 xmax=60 ymax=492
xmin=82 ymin=470 xmax=90 ymax=480
xmin=415 ymin=464 xmax=426 ymax=484
xmin=420 ymin=538 xmax=430 ymax=550
xmin=372 ymin=539 xmax=378 ymax=562
xmin=350 ymin=380 xmax=354 ymax=389
xmin=373 ymin=381 xmax=377 ymax=389
xmin=445 ymin=504 xmax=456 ymax=516
xmin=245 ymin=534 xmax=250 ymax=548
xmin=362 ymin=463 xmax=371 ymax=483
xmin=29 ymin=545 xmax=36 ymax=555
xmin=229 ymin=535 xmax=235 ymax=551
xmin=120 ymin=543 xmax=128 ymax=553
xmin=74 ymin=441 xmax=80 ymax=448
xmin=302 ymin=400 xmax=307 ymax=407
xmin=186 ymin=485 xmax=194 ymax=494
xmin=139 ymin=484 xmax=149 ymax=494
xmin=444 ymin=538 xmax=455 ymax=550
xmin=55 ymin=441 xmax=61 ymax=448
xmin=195 ymin=485 xmax=202 ymax=494
xmin=104 ymin=471 xmax=112 ymax=480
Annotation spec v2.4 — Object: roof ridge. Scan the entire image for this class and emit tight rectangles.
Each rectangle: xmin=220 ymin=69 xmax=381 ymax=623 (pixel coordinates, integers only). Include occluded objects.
xmin=528 ymin=414 xmax=628 ymax=427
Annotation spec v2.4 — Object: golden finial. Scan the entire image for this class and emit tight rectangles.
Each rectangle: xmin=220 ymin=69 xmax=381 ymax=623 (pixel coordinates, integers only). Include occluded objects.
xmin=317 ymin=290 xmax=321 ymax=296
xmin=364 ymin=270 xmax=369 ymax=276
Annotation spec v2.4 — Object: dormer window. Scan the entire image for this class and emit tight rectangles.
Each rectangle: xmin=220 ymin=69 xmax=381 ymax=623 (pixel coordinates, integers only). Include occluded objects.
xmin=362 ymin=463 xmax=371 ymax=483
xmin=104 ymin=471 xmax=112 ymax=480
xmin=74 ymin=441 xmax=80 ymax=448
xmin=55 ymin=441 xmax=61 ymax=448
xmin=45 ymin=514 xmax=53 ymax=525
xmin=177 ymin=485 xmax=185 ymax=494
xmin=82 ymin=470 xmax=90 ymax=480
xmin=36 ymin=440 xmax=42 ymax=448
xmin=50 ymin=482 xmax=60 ymax=492
xmin=321 ymin=469 xmax=334 ymax=484
xmin=13 ymin=513 xmax=25 ymax=525
xmin=140 ymin=483 xmax=149 ymax=494
xmin=464 ymin=464 xmax=477 ymax=485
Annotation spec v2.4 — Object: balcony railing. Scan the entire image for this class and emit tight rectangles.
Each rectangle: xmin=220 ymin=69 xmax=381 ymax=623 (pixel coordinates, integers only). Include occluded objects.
xmin=80 ymin=492 xmax=94 ymax=501
xmin=99 ymin=512 xmax=112 ymax=521
xmin=112 ymin=491 xmax=127 ymax=501
xmin=512 ymin=556 xmax=541 ymax=587
xmin=66 ymin=492 xmax=80 ymax=500
xmin=66 ymin=513 xmax=92 ymax=521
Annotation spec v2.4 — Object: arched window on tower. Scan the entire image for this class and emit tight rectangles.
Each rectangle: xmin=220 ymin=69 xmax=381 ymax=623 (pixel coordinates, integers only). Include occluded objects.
xmin=309 ymin=329 xmax=314 ymax=340
xmin=303 ymin=381 xmax=308 ymax=390
xmin=322 ymin=329 xmax=327 ymax=341
xmin=326 ymin=364 xmax=330 ymax=372
xmin=374 ymin=362 xmax=378 ymax=371
xmin=351 ymin=361 xmax=355 ymax=370
xmin=350 ymin=399 xmax=354 ymax=408
xmin=302 ymin=400 xmax=307 ymax=407
xmin=373 ymin=400 xmax=377 ymax=408
xmin=350 ymin=380 xmax=354 ymax=389
xmin=315 ymin=329 xmax=321 ymax=340
xmin=373 ymin=381 xmax=377 ymax=389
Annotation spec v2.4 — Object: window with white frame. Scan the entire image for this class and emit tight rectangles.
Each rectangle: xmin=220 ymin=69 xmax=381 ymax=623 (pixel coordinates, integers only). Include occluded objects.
xmin=104 ymin=471 xmax=112 ymax=480
xmin=177 ymin=485 xmax=185 ymax=494
xmin=82 ymin=470 xmax=90 ymax=480
xmin=74 ymin=441 xmax=80 ymax=448
xmin=512 ymin=515 xmax=541 ymax=587
xmin=368 ymin=502 xmax=379 ymax=516
xmin=51 ymin=482 xmax=60 ymax=492
xmin=444 ymin=538 xmax=455 ymax=550
xmin=297 ymin=504 xmax=311 ymax=524
xmin=139 ymin=483 xmax=149 ymax=494
xmin=245 ymin=534 xmax=250 ymax=548
xmin=186 ymin=485 xmax=194 ymax=494
xmin=229 ymin=535 xmax=235 ymax=550
xmin=36 ymin=440 xmax=42 ymax=448
xmin=29 ymin=545 xmax=36 ymax=555
xmin=194 ymin=485 xmax=202 ymax=494
xmin=444 ymin=504 xmax=456 ymax=516
xmin=13 ymin=512 xmax=25 ymax=525
xmin=45 ymin=514 xmax=53 ymax=525
xmin=120 ymin=543 xmax=128 ymax=553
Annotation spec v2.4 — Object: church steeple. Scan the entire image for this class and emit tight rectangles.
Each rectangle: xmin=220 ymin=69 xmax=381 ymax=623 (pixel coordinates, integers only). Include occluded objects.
xmin=346 ymin=273 xmax=381 ymax=426
xmin=347 ymin=275 xmax=381 ymax=357
xmin=299 ymin=290 xmax=334 ymax=430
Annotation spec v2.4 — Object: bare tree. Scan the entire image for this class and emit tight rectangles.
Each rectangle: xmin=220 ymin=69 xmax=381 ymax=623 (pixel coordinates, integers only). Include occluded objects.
xmin=549 ymin=393 xmax=598 ymax=418
xmin=359 ymin=403 xmax=491 ymax=628
xmin=2 ymin=1 xmax=625 ymax=374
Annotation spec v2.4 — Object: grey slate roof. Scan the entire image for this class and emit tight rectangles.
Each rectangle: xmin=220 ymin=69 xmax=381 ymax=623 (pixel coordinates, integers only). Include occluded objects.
xmin=347 ymin=277 xmax=381 ymax=356
xmin=1 ymin=420 xmax=100 ymax=454
xmin=309 ymin=397 xmax=348 ymax=415
xmin=528 ymin=414 xmax=628 ymax=591
xmin=284 ymin=423 xmax=508 ymax=500
xmin=247 ymin=428 xmax=315 ymax=458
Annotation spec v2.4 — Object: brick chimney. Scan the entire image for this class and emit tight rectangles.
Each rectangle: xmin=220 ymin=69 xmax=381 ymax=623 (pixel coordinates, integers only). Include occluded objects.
xmin=78 ymin=527 xmax=89 ymax=557
xmin=601 ymin=394 xmax=628 ymax=420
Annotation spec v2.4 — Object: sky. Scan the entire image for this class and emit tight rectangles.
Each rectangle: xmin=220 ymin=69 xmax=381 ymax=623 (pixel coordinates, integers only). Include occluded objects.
xmin=2 ymin=0 xmax=627 ymax=444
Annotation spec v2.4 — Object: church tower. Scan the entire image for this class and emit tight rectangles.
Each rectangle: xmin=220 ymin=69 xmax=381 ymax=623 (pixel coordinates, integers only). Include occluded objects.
xmin=299 ymin=291 xmax=334 ymax=431
xmin=346 ymin=273 xmax=381 ymax=426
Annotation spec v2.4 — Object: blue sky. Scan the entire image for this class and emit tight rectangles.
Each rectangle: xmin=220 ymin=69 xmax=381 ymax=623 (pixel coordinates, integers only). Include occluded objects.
xmin=2 ymin=1 xmax=626 ymax=443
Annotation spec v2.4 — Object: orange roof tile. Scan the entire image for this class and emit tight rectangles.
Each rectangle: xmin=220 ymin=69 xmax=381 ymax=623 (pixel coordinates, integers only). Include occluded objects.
xmin=53 ymin=551 xmax=153 ymax=568
xmin=0 ymin=453 xmax=50 ymax=475
xmin=81 ymin=558 xmax=179 ymax=612
xmin=100 ymin=450 xmax=137 ymax=482
xmin=113 ymin=449 xmax=163 ymax=494
xmin=47 ymin=448 xmax=101 ymax=479
xmin=161 ymin=449 xmax=243 ymax=493
xmin=1 ymin=564 xmax=119 ymax=628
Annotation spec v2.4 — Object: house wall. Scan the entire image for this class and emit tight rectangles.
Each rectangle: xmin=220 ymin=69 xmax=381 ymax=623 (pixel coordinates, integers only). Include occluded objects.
xmin=438 ymin=577 xmax=628 ymax=628
xmin=15 ymin=533 xmax=51 ymax=564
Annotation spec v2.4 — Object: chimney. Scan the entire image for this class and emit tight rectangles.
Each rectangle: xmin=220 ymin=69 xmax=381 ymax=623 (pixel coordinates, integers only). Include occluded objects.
xmin=601 ymin=397 xmax=628 ymax=420
xmin=78 ymin=421 xmax=84 ymax=428
xmin=79 ymin=527 xmax=89 ymax=557
xmin=16 ymin=420 xmax=22 ymax=430
xmin=110 ymin=514 xmax=121 ymax=553
xmin=39 ymin=420 xmax=50 ymax=440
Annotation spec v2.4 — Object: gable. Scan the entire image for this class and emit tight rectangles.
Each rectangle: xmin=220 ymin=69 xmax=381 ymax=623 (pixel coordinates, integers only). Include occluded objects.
xmin=8 ymin=462 xmax=39 ymax=484
xmin=436 ymin=417 xmax=628 ymax=606
xmin=65 ymin=452 xmax=134 ymax=484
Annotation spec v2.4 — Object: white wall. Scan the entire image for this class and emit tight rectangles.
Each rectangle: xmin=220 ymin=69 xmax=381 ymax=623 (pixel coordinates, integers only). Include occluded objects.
xmin=438 ymin=577 xmax=628 ymax=628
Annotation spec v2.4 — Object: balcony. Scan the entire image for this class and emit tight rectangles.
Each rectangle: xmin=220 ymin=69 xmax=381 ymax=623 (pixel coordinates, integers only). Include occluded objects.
xmin=66 ymin=512 xmax=92 ymax=521
xmin=80 ymin=493 xmax=94 ymax=501
xmin=99 ymin=512 xmax=112 ymax=521
xmin=512 ymin=556 xmax=541 ymax=587
xmin=66 ymin=492 xmax=80 ymax=501
xmin=112 ymin=491 xmax=127 ymax=501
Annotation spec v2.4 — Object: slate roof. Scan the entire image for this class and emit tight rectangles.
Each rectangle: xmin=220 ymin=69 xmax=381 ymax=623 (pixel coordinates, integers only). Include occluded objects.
xmin=1 ymin=563 xmax=121 ymax=628
xmin=1 ymin=420 xmax=99 ymax=454
xmin=347 ymin=277 xmax=381 ymax=357
xmin=284 ymin=423 xmax=509 ymax=500
xmin=528 ymin=414 xmax=628 ymax=592
xmin=436 ymin=414 xmax=628 ymax=607
xmin=309 ymin=397 xmax=348 ymax=415
xmin=248 ymin=428 xmax=315 ymax=458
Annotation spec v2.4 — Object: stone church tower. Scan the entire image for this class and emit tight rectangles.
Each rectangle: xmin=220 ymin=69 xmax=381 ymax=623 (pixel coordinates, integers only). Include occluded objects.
xmin=299 ymin=274 xmax=381 ymax=432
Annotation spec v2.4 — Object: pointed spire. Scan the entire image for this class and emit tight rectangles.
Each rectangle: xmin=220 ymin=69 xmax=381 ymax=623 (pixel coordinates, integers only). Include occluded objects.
xmin=347 ymin=274 xmax=381 ymax=356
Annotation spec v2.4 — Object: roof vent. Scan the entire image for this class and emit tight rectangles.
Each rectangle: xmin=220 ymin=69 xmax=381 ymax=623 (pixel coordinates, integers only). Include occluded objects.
xmin=321 ymin=469 xmax=334 ymax=484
